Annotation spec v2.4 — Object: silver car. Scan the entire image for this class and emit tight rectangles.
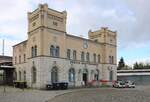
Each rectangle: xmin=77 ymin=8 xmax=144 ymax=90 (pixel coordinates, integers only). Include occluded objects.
xmin=125 ymin=81 xmax=135 ymax=88
xmin=113 ymin=81 xmax=126 ymax=88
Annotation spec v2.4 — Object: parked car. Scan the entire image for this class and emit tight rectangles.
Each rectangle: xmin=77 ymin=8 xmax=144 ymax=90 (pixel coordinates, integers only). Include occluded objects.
xmin=113 ymin=81 xmax=126 ymax=88
xmin=46 ymin=82 xmax=68 ymax=90
xmin=125 ymin=81 xmax=135 ymax=88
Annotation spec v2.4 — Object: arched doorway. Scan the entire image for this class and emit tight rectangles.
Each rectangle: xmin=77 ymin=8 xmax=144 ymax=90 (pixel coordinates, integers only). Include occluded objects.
xmin=109 ymin=70 xmax=113 ymax=81
xmin=68 ymin=68 xmax=75 ymax=86
xmin=94 ymin=69 xmax=99 ymax=81
xmin=82 ymin=69 xmax=88 ymax=86
xmin=51 ymin=66 xmax=58 ymax=83
xmin=68 ymin=68 xmax=75 ymax=82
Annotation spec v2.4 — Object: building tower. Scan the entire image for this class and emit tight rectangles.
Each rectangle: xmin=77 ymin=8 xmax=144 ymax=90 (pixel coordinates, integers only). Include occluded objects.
xmin=88 ymin=27 xmax=117 ymax=84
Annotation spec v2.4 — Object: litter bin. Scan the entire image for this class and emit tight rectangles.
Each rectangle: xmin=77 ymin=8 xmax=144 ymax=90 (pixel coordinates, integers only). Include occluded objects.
xmin=46 ymin=84 xmax=53 ymax=90
xmin=59 ymin=82 xmax=68 ymax=89
xmin=13 ymin=81 xmax=27 ymax=89
xmin=52 ymin=82 xmax=60 ymax=90
xmin=46 ymin=82 xmax=68 ymax=90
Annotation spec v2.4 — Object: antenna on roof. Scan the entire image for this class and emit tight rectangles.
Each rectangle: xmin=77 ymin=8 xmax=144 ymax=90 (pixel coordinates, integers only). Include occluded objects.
xmin=2 ymin=39 xmax=4 ymax=56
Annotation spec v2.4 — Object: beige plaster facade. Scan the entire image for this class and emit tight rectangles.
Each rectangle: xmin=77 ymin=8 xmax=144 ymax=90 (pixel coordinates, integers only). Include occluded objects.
xmin=13 ymin=4 xmax=117 ymax=89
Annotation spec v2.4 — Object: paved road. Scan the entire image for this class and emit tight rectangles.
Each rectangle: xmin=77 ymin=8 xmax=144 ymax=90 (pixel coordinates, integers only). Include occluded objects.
xmin=48 ymin=87 xmax=150 ymax=102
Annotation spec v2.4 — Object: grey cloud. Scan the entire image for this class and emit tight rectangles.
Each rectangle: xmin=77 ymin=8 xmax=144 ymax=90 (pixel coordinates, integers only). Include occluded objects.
xmin=63 ymin=0 xmax=150 ymax=50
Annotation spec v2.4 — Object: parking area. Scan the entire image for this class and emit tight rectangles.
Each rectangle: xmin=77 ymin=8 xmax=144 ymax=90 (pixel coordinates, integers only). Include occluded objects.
xmin=1 ymin=85 xmax=150 ymax=102
xmin=0 ymin=86 xmax=72 ymax=102
xmin=48 ymin=86 xmax=150 ymax=102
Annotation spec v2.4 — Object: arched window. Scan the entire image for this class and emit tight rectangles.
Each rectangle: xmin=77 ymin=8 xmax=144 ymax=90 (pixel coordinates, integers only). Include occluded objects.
xmin=51 ymin=67 xmax=58 ymax=83
xmin=24 ymin=71 xmax=26 ymax=81
xmin=19 ymin=71 xmax=21 ymax=81
xmin=19 ymin=55 xmax=21 ymax=63
xmin=31 ymin=46 xmax=37 ymax=57
xmin=86 ymin=52 xmax=90 ymax=62
xmin=98 ymin=54 xmax=100 ymax=63
xmin=24 ymin=54 xmax=26 ymax=62
xmin=93 ymin=53 xmax=96 ymax=63
xmin=35 ymin=45 xmax=37 ymax=56
xmin=81 ymin=51 xmax=85 ymax=61
xmin=13 ymin=71 xmax=17 ymax=80
xmin=90 ymin=70 xmax=94 ymax=80
xmin=109 ymin=56 xmax=111 ymax=63
xmin=94 ymin=69 xmax=99 ymax=81
xmin=73 ymin=50 xmax=77 ymax=60
xmin=67 ymin=49 xmax=71 ymax=59
xmin=31 ymin=47 xmax=34 ymax=57
xmin=56 ymin=46 xmax=60 ymax=57
xmin=32 ymin=67 xmax=36 ymax=83
xmin=68 ymin=68 xmax=75 ymax=82
xmin=112 ymin=56 xmax=114 ymax=64
xmin=50 ymin=45 xmax=55 ymax=56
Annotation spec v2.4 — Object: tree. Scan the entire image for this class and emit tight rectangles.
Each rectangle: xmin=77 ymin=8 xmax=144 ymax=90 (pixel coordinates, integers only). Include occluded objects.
xmin=118 ymin=57 xmax=125 ymax=70
xmin=133 ymin=62 xmax=139 ymax=69
xmin=133 ymin=62 xmax=150 ymax=69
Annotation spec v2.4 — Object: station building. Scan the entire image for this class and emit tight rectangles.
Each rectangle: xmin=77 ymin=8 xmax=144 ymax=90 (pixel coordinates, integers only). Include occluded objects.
xmin=13 ymin=4 xmax=117 ymax=89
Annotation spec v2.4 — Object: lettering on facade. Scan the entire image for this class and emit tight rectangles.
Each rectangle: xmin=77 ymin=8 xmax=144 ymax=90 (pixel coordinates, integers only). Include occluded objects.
xmin=70 ymin=60 xmax=80 ymax=64
xmin=70 ymin=60 xmax=98 ymax=65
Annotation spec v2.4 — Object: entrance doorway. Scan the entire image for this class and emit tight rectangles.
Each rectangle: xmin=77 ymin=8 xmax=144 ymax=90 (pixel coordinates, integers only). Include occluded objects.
xmin=51 ymin=67 xmax=58 ymax=83
xmin=83 ymin=73 xmax=88 ymax=86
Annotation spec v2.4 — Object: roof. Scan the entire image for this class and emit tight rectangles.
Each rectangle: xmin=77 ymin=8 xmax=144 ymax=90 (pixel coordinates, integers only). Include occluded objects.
xmin=66 ymin=34 xmax=102 ymax=45
xmin=66 ymin=34 xmax=116 ymax=47
xmin=117 ymin=69 xmax=150 ymax=73
xmin=0 ymin=55 xmax=12 ymax=59
xmin=117 ymin=69 xmax=150 ymax=76
xmin=0 ymin=65 xmax=14 ymax=69
xmin=13 ymin=40 xmax=27 ymax=47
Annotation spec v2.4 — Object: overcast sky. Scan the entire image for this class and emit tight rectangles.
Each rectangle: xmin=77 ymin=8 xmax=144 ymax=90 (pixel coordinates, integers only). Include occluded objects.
xmin=0 ymin=0 xmax=150 ymax=66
